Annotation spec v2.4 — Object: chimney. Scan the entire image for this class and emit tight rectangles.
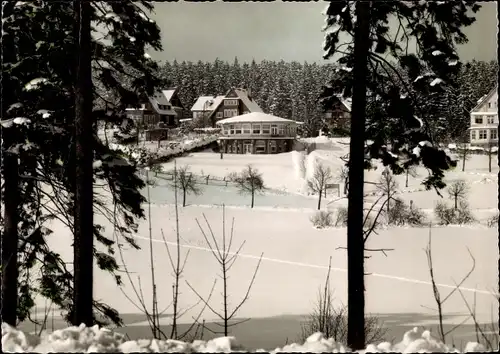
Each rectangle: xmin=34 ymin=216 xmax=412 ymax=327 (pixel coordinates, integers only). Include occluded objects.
xmin=247 ymin=87 xmax=252 ymax=101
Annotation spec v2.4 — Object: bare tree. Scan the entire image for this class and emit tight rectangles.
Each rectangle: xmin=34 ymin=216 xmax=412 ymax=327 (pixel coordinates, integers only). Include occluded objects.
xmin=375 ymin=168 xmax=398 ymax=216
xmin=232 ymin=165 xmax=265 ymax=208
xmin=113 ymin=166 xmax=213 ymax=340
xmin=456 ymin=138 xmax=470 ymax=172
xmin=308 ymin=163 xmax=334 ymax=210
xmin=404 ymin=165 xmax=418 ymax=188
xmin=486 ymin=141 xmax=494 ymax=173
xmin=425 ymin=224 xmax=476 ymax=344
xmin=171 ymin=165 xmax=202 ymax=207
xmin=187 ymin=206 xmax=263 ymax=336
xmin=300 ymin=257 xmax=387 ymax=344
xmin=336 ymin=165 xmax=349 ymax=195
xmin=447 ymin=179 xmax=469 ymax=210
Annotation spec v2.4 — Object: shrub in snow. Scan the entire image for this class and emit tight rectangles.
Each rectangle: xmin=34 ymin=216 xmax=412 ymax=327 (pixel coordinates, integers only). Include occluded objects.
xmin=334 ymin=206 xmax=348 ymax=227
xmin=310 ymin=210 xmax=334 ymax=228
xmin=0 ymin=322 xmax=490 ymax=353
xmin=434 ymin=200 xmax=475 ymax=226
xmin=387 ymin=198 xmax=426 ymax=226
xmin=486 ymin=213 xmax=499 ymax=228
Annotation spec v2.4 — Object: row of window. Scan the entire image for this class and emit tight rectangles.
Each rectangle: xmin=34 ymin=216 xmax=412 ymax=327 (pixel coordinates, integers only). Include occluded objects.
xmin=474 ymin=115 xmax=497 ymax=124
xmin=224 ymin=99 xmax=238 ymax=106
xmin=226 ymin=140 xmax=278 ymax=153
xmin=471 ymin=129 xmax=497 ymax=140
xmin=158 ymin=104 xmax=172 ymax=110
xmin=222 ymin=123 xmax=296 ymax=136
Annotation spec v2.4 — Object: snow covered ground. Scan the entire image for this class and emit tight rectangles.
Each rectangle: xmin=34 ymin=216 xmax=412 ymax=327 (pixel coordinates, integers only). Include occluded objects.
xmin=1 ymin=323 xmax=488 ymax=353
xmin=31 ymin=136 xmax=498 ymax=349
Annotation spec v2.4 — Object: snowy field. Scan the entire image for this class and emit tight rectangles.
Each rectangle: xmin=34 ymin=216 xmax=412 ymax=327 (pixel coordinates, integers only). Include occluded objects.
xmin=33 ymin=137 xmax=498 ymax=348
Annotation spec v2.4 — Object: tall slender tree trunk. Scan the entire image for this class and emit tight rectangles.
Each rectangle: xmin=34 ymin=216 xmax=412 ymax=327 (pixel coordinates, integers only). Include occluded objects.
xmin=346 ymin=1 xmax=370 ymax=350
xmin=251 ymin=190 xmax=255 ymax=208
xmin=1 ymin=153 xmax=19 ymax=326
xmin=405 ymin=169 xmax=409 ymax=187
xmin=317 ymin=191 xmax=322 ymax=210
xmin=72 ymin=0 xmax=94 ymax=327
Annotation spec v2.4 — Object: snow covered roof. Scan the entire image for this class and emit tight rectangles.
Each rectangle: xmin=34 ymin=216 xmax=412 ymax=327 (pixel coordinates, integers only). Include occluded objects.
xmin=191 ymin=95 xmax=224 ymax=112
xmin=216 ymin=112 xmax=299 ymax=125
xmin=162 ymin=88 xmax=176 ymax=102
xmin=148 ymin=92 xmax=177 ymax=116
xmin=336 ymin=95 xmax=352 ymax=112
xmin=471 ymin=83 xmax=498 ymax=112
xmin=233 ymin=88 xmax=263 ymax=113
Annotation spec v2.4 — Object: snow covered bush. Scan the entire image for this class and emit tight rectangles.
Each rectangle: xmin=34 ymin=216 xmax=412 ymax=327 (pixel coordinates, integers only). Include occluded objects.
xmin=310 ymin=210 xmax=334 ymax=229
xmin=0 ymin=322 xmax=489 ymax=353
xmin=434 ymin=200 xmax=475 ymax=225
xmin=487 ymin=213 xmax=499 ymax=228
xmin=334 ymin=206 xmax=348 ymax=227
xmin=388 ymin=198 xmax=426 ymax=226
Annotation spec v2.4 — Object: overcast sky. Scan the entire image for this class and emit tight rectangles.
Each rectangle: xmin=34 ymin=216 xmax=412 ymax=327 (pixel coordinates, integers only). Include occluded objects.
xmin=149 ymin=1 xmax=497 ymax=64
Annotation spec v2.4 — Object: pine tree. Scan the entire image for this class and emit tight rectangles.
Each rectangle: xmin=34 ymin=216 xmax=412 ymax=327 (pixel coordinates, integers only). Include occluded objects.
xmin=321 ymin=1 xmax=481 ymax=349
xmin=1 ymin=0 xmax=167 ymax=325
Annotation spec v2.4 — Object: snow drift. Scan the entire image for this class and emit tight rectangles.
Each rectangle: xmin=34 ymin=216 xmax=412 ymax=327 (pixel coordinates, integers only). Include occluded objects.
xmin=1 ymin=323 xmax=487 ymax=353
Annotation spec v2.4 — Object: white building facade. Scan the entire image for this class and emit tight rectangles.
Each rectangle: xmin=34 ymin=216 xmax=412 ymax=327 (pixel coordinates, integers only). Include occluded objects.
xmin=469 ymin=85 xmax=498 ymax=147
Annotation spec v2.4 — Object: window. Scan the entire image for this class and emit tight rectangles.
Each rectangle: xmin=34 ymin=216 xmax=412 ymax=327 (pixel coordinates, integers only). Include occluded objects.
xmin=229 ymin=124 xmax=235 ymax=134
xmin=252 ymin=124 xmax=261 ymax=134
xmin=224 ymin=109 xmax=238 ymax=118
xmin=270 ymin=140 xmax=277 ymax=153
xmin=470 ymin=130 xmax=476 ymax=140
xmin=235 ymin=124 xmax=242 ymax=134
xmin=255 ymin=140 xmax=266 ymax=153
xmin=271 ymin=124 xmax=278 ymax=135
xmin=242 ymin=124 xmax=251 ymax=134
xmin=278 ymin=125 xmax=285 ymax=135
xmin=488 ymin=102 xmax=492 ymax=108
xmin=479 ymin=129 xmax=487 ymax=139
xmin=167 ymin=105 xmax=172 ymax=110
xmin=141 ymin=103 xmax=146 ymax=109
xmin=262 ymin=124 xmax=270 ymax=134
xmin=216 ymin=112 xmax=223 ymax=118
xmin=225 ymin=99 xmax=238 ymax=106
xmin=475 ymin=116 xmax=483 ymax=124
xmin=487 ymin=116 xmax=495 ymax=124
xmin=491 ymin=129 xmax=498 ymax=140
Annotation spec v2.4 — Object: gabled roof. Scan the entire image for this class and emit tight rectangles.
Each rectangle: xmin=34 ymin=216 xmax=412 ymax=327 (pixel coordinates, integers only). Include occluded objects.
xmin=162 ymin=88 xmax=177 ymax=102
xmin=191 ymin=95 xmax=224 ymax=111
xmin=207 ymin=88 xmax=263 ymax=119
xmin=471 ymin=84 xmax=498 ymax=112
xmin=148 ymin=92 xmax=177 ymax=116
xmin=234 ymin=88 xmax=263 ymax=113
xmin=216 ymin=112 xmax=299 ymax=125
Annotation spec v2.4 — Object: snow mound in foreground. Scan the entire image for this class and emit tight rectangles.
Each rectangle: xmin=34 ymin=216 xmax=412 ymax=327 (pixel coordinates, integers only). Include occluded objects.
xmin=1 ymin=323 xmax=487 ymax=353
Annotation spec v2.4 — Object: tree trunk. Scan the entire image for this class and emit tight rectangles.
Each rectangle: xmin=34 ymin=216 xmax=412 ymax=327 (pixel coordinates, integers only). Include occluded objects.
xmin=183 ymin=189 xmax=186 ymax=207
xmin=72 ymin=0 xmax=94 ymax=327
xmin=461 ymin=149 xmax=466 ymax=172
xmin=488 ymin=145 xmax=492 ymax=173
xmin=405 ymin=169 xmax=409 ymax=187
xmin=251 ymin=190 xmax=255 ymax=208
xmin=454 ymin=195 xmax=458 ymax=210
xmin=317 ymin=191 xmax=322 ymax=210
xmin=1 ymin=153 xmax=19 ymax=326
xmin=346 ymin=1 xmax=370 ymax=350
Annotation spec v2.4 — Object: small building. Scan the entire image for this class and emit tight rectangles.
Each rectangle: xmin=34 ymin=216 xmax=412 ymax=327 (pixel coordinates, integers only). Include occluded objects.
xmin=125 ymin=91 xmax=178 ymax=128
xmin=324 ymin=95 xmax=352 ymax=136
xmin=216 ymin=112 xmax=299 ymax=154
xmin=190 ymin=95 xmax=225 ymax=123
xmin=469 ymin=84 xmax=498 ymax=147
xmin=162 ymin=87 xmax=185 ymax=121
xmin=207 ymin=88 xmax=263 ymax=127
